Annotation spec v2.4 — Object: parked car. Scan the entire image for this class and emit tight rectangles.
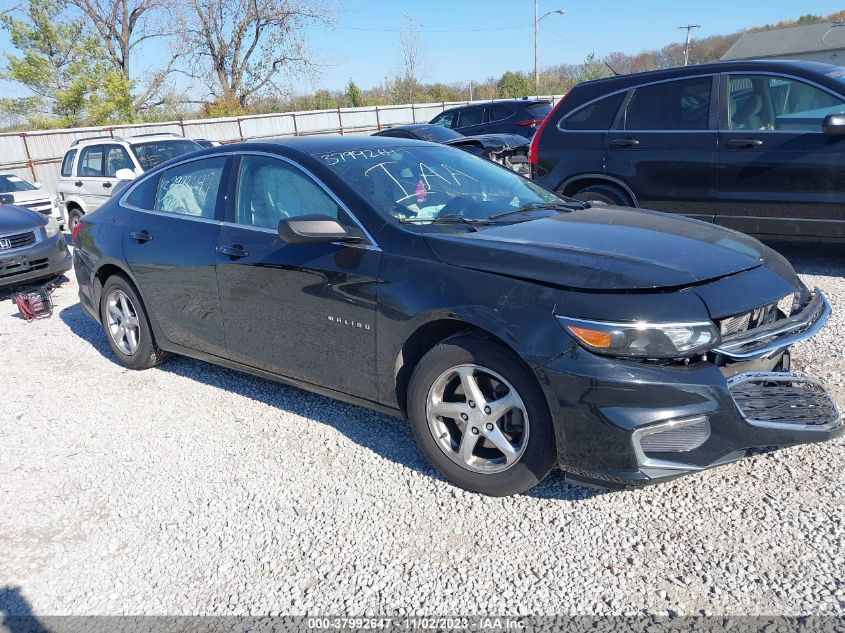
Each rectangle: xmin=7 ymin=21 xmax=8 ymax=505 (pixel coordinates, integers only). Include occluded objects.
xmin=193 ymin=139 xmax=222 ymax=148
xmin=430 ymin=99 xmax=552 ymax=138
xmin=0 ymin=203 xmax=71 ymax=290
xmin=73 ymin=136 xmax=840 ymax=496
xmin=0 ymin=172 xmax=64 ymax=228
xmin=373 ymin=124 xmax=530 ymax=176
xmin=531 ymin=60 xmax=845 ymax=240
xmin=57 ymin=133 xmax=202 ymax=231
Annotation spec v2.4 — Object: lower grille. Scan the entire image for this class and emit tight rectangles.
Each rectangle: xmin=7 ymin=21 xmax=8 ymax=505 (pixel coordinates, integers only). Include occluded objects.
xmin=638 ymin=416 xmax=711 ymax=453
xmin=729 ymin=372 xmax=841 ymax=431
xmin=0 ymin=257 xmax=48 ymax=279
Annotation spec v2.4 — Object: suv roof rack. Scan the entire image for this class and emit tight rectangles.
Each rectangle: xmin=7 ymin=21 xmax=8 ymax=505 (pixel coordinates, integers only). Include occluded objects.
xmin=127 ymin=132 xmax=183 ymax=139
xmin=70 ymin=134 xmax=124 ymax=146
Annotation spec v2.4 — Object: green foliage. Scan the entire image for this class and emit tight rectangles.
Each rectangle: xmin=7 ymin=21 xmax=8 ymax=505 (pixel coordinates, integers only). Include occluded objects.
xmin=346 ymin=79 xmax=364 ymax=107
xmin=0 ymin=0 xmax=133 ymax=128
xmin=578 ymin=53 xmax=613 ymax=82
xmin=497 ymin=71 xmax=533 ymax=98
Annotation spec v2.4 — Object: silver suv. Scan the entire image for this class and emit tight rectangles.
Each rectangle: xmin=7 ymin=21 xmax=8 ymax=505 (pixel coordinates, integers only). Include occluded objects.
xmin=57 ymin=133 xmax=201 ymax=230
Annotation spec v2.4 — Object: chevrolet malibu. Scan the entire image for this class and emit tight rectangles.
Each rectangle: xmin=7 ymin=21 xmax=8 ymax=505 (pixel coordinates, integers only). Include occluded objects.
xmin=72 ymin=137 xmax=841 ymax=496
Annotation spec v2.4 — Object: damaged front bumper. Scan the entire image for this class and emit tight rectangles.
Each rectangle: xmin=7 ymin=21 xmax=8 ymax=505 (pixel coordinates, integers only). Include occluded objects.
xmin=540 ymin=289 xmax=842 ymax=488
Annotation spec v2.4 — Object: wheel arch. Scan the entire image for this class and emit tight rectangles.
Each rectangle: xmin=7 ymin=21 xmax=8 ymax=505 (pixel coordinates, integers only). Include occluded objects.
xmin=393 ymin=316 xmax=535 ymax=417
xmin=558 ymin=174 xmax=639 ymax=206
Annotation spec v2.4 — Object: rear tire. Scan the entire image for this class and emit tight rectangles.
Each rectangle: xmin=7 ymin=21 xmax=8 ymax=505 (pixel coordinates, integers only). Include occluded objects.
xmin=571 ymin=183 xmax=633 ymax=207
xmin=407 ymin=335 xmax=557 ymax=496
xmin=99 ymin=275 xmax=165 ymax=370
xmin=67 ymin=207 xmax=84 ymax=231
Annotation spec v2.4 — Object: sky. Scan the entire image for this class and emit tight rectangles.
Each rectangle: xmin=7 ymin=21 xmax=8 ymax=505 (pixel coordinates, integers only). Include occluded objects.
xmin=1 ymin=0 xmax=844 ymax=100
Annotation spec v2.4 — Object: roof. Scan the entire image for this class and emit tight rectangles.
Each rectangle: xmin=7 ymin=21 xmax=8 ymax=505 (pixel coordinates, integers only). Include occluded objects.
xmin=722 ymin=23 xmax=845 ymax=60
xmin=441 ymin=99 xmax=550 ymax=113
xmin=236 ymin=135 xmax=432 ymax=155
xmin=70 ymin=133 xmax=196 ymax=148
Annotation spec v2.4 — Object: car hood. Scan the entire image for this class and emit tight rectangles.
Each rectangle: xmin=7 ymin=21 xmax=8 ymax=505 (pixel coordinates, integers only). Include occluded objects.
xmin=444 ymin=133 xmax=529 ymax=151
xmin=1 ymin=189 xmax=52 ymax=203
xmin=423 ymin=206 xmax=788 ymax=291
xmin=0 ymin=204 xmax=46 ymax=232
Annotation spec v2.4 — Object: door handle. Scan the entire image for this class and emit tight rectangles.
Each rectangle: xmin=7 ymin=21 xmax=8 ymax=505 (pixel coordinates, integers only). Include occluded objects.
xmin=130 ymin=230 xmax=153 ymax=243
xmin=727 ymin=138 xmax=763 ymax=148
xmin=217 ymin=244 xmax=248 ymax=258
xmin=103 ymin=182 xmax=112 ymax=189
xmin=74 ymin=181 xmax=83 ymax=187
xmin=610 ymin=138 xmax=640 ymax=147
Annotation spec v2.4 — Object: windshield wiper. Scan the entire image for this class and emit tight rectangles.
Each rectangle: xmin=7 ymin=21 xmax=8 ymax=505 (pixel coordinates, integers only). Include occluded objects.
xmin=397 ymin=214 xmax=488 ymax=231
xmin=488 ymin=200 xmax=589 ymax=221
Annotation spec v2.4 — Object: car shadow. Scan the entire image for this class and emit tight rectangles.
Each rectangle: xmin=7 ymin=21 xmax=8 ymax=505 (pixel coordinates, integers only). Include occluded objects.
xmin=59 ymin=301 xmax=606 ymax=502
xmin=764 ymin=241 xmax=845 ymax=276
xmin=0 ymin=586 xmax=51 ymax=633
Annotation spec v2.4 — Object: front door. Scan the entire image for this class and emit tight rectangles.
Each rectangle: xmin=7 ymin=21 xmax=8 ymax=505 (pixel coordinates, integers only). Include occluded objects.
xmin=76 ymin=144 xmax=132 ymax=211
xmin=122 ymin=155 xmax=230 ymax=357
xmin=604 ymin=75 xmax=718 ymax=220
xmin=455 ymin=106 xmax=488 ymax=136
xmin=216 ymin=154 xmax=381 ymax=400
xmin=715 ymin=73 xmax=845 ymax=238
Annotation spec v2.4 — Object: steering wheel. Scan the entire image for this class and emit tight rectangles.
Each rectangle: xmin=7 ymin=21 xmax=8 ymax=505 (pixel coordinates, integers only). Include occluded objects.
xmin=434 ymin=196 xmax=475 ymax=218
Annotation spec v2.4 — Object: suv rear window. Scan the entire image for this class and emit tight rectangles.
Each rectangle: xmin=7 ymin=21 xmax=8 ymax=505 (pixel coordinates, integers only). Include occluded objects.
xmin=525 ymin=102 xmax=552 ymax=118
xmin=561 ymin=93 xmax=625 ymax=131
xmin=623 ymin=77 xmax=712 ymax=131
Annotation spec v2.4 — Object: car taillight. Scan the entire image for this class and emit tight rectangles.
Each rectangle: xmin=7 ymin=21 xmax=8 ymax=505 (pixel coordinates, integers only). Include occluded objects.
xmin=529 ymin=92 xmax=571 ymax=165
xmin=71 ymin=221 xmax=83 ymax=244
xmin=517 ymin=119 xmax=545 ymax=127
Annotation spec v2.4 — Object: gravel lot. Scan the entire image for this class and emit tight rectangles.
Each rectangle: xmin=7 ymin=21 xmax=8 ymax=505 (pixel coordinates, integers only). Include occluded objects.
xmin=0 ymin=242 xmax=843 ymax=618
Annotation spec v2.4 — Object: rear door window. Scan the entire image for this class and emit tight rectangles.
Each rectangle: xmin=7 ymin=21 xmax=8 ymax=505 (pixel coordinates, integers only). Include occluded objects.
xmin=561 ymin=93 xmax=626 ymax=130
xmin=489 ymin=106 xmax=514 ymax=122
xmin=154 ymin=157 xmax=226 ymax=219
xmin=525 ymin=102 xmax=552 ymax=119
xmin=77 ymin=145 xmax=105 ymax=177
xmin=623 ymin=77 xmax=712 ymax=130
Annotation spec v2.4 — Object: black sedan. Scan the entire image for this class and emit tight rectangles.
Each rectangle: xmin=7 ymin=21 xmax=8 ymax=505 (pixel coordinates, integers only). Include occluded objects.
xmin=72 ymin=137 xmax=841 ymax=495
xmin=0 ymin=203 xmax=71 ymax=289
xmin=373 ymin=124 xmax=530 ymax=176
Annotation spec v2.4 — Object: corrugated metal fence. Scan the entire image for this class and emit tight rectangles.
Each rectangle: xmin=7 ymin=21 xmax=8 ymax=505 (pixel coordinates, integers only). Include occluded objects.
xmin=0 ymin=96 xmax=564 ymax=194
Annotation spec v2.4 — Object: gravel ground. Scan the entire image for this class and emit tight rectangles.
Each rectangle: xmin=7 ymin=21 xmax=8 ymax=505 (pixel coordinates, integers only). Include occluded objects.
xmin=0 ymin=242 xmax=843 ymax=618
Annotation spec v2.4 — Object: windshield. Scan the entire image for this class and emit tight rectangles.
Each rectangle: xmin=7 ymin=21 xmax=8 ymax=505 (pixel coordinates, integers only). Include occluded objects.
xmin=317 ymin=145 xmax=562 ymax=223
xmin=0 ymin=174 xmax=36 ymax=193
xmin=130 ymin=140 xmax=201 ymax=171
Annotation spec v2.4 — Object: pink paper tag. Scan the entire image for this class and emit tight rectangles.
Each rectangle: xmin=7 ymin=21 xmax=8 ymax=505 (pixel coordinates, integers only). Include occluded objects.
xmin=415 ymin=180 xmax=427 ymax=203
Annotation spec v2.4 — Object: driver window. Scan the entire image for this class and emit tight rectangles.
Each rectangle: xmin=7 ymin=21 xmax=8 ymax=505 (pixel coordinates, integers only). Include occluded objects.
xmin=236 ymin=155 xmax=342 ymax=230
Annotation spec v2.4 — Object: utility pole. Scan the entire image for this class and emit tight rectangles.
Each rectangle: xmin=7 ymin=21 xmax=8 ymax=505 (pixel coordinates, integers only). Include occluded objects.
xmin=534 ymin=3 xmax=566 ymax=91
xmin=678 ymin=24 xmax=701 ymax=66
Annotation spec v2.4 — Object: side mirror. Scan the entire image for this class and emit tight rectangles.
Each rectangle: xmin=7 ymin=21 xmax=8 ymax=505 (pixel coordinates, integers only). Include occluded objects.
xmin=822 ymin=113 xmax=845 ymax=135
xmin=33 ymin=181 xmax=42 ymax=189
xmin=115 ymin=168 xmax=136 ymax=181
xmin=278 ymin=214 xmax=352 ymax=243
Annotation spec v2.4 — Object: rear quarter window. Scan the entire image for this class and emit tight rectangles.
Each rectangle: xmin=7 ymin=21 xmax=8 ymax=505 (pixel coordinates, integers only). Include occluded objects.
xmin=125 ymin=173 xmax=161 ymax=210
xmin=560 ymin=92 xmax=626 ymax=131
xmin=525 ymin=102 xmax=552 ymax=118
xmin=61 ymin=150 xmax=77 ymax=177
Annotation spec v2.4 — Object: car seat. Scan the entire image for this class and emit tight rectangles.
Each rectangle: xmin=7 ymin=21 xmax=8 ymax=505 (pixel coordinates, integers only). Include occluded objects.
xmin=733 ymin=95 xmax=765 ymax=130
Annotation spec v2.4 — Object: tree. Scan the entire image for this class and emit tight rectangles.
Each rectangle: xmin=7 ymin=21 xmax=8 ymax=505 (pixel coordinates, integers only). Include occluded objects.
xmin=346 ymin=79 xmax=363 ymax=107
xmin=497 ymin=71 xmax=532 ymax=98
xmin=0 ymin=0 xmax=130 ymax=127
xmin=180 ymin=0 xmax=333 ymax=108
xmin=396 ymin=14 xmax=424 ymax=102
xmin=66 ymin=0 xmax=177 ymax=113
xmin=578 ymin=53 xmax=613 ymax=82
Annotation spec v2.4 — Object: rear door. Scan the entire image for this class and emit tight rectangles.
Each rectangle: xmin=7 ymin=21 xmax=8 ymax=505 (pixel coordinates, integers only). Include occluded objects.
xmin=715 ymin=72 xmax=845 ymax=238
xmin=215 ymin=153 xmax=381 ymax=400
xmin=122 ymin=155 xmax=230 ymax=357
xmin=605 ymin=75 xmax=718 ymax=220
xmin=454 ymin=106 xmax=488 ymax=136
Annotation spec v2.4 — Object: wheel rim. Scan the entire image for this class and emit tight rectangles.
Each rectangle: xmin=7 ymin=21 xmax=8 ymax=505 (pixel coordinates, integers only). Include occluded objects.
xmin=105 ymin=289 xmax=141 ymax=356
xmin=70 ymin=214 xmax=81 ymax=230
xmin=426 ymin=364 xmax=530 ymax=474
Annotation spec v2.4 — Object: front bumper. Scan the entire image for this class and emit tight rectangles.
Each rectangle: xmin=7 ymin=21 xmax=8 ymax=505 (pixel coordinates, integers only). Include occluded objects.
xmin=0 ymin=233 xmax=72 ymax=289
xmin=541 ymin=290 xmax=842 ymax=488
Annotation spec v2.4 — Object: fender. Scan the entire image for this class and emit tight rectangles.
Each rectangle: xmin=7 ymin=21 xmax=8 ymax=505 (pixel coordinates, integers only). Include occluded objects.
xmin=559 ymin=173 xmax=639 ymax=207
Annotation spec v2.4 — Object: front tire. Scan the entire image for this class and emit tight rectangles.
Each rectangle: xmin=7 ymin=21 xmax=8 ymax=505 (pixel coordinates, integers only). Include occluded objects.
xmin=571 ymin=183 xmax=633 ymax=207
xmin=407 ymin=335 xmax=557 ymax=496
xmin=67 ymin=207 xmax=84 ymax=231
xmin=99 ymin=275 xmax=164 ymax=370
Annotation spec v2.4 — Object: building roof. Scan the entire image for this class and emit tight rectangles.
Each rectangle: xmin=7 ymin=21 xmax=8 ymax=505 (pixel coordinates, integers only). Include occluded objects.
xmin=722 ymin=22 xmax=845 ymax=60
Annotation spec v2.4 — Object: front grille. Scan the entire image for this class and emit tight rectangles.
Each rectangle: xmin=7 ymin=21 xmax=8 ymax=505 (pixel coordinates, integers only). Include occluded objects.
xmin=0 ymin=257 xmax=48 ymax=280
xmin=729 ymin=372 xmax=841 ymax=431
xmin=718 ymin=299 xmax=790 ymax=336
xmin=17 ymin=200 xmax=53 ymax=215
xmin=0 ymin=231 xmax=36 ymax=250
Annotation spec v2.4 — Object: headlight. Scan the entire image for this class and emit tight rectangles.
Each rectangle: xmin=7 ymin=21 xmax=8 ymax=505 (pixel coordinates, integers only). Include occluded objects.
xmin=44 ymin=216 xmax=60 ymax=238
xmin=557 ymin=316 xmax=720 ymax=359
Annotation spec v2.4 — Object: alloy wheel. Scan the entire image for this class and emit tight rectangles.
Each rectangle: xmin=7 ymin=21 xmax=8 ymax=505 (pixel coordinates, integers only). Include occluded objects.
xmin=426 ymin=364 xmax=529 ymax=473
xmin=105 ymin=289 xmax=141 ymax=356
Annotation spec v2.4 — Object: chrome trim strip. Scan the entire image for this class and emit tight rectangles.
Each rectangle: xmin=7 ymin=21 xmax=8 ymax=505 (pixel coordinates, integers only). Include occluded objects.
xmin=727 ymin=371 xmax=842 ymax=432
xmin=631 ymin=415 xmax=712 ymax=473
xmin=714 ymin=290 xmax=830 ymax=360
xmin=557 ymin=315 xmax=715 ymax=329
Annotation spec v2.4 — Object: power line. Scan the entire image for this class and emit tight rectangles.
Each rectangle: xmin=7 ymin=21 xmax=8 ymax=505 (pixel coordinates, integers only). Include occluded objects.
xmin=678 ymin=24 xmax=701 ymax=66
